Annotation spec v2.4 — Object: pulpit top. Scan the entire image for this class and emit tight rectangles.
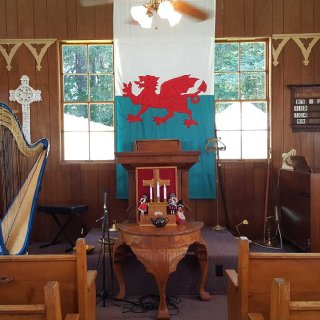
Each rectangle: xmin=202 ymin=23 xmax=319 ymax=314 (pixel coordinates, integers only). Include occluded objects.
xmin=134 ymin=139 xmax=181 ymax=152
xmin=115 ymin=139 xmax=200 ymax=170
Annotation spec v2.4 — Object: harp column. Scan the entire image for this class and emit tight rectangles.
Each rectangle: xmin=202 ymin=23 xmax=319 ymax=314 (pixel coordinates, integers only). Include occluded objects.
xmin=9 ymin=75 xmax=42 ymax=143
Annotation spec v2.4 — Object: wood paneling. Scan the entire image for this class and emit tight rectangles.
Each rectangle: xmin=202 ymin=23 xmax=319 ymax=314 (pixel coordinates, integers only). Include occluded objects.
xmin=1 ymin=0 xmax=320 ymax=241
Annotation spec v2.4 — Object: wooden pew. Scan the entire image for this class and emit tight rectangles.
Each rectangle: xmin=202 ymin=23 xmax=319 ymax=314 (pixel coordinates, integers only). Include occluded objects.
xmin=0 ymin=238 xmax=97 ymax=320
xmin=226 ymin=237 xmax=320 ymax=320
xmin=249 ymin=278 xmax=320 ymax=320
xmin=0 ymin=281 xmax=79 ymax=320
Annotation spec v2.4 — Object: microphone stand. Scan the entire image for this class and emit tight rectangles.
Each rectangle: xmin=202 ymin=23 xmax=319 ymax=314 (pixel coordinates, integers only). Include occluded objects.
xmin=96 ymin=191 xmax=114 ymax=307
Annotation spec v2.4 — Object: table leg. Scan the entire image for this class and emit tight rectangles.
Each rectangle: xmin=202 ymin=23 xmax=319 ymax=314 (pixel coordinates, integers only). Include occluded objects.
xmin=195 ymin=242 xmax=211 ymax=301
xmin=154 ymin=272 xmax=170 ymax=319
xmin=113 ymin=243 xmax=130 ymax=299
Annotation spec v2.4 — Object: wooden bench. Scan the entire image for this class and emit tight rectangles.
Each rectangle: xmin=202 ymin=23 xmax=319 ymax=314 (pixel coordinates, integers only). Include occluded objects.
xmin=0 ymin=238 xmax=96 ymax=320
xmin=0 ymin=281 xmax=79 ymax=320
xmin=249 ymin=278 xmax=320 ymax=320
xmin=226 ymin=237 xmax=320 ymax=320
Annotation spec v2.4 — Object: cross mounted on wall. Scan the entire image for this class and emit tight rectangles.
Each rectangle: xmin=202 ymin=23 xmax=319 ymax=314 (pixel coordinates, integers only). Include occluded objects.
xmin=9 ymin=75 xmax=42 ymax=143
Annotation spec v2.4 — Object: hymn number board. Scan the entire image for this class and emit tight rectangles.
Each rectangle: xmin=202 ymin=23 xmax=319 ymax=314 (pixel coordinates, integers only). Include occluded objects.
xmin=290 ymin=85 xmax=320 ymax=132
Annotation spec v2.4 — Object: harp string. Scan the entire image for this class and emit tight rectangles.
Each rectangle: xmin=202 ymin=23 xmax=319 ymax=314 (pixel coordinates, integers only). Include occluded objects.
xmin=0 ymin=125 xmax=35 ymax=244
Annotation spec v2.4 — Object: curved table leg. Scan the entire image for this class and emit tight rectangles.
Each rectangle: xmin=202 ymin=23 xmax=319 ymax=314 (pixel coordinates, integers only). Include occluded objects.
xmin=113 ymin=243 xmax=130 ymax=299
xmin=195 ymin=242 xmax=211 ymax=301
xmin=154 ymin=272 xmax=170 ymax=319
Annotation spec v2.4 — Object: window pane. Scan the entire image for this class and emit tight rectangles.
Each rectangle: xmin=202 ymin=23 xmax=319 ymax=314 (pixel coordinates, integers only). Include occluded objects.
xmin=215 ymin=43 xmax=239 ymax=72
xmin=240 ymin=72 xmax=266 ymax=99
xmin=64 ymin=132 xmax=89 ymax=160
xmin=215 ymin=73 xmax=239 ymax=100
xmin=242 ymin=131 xmax=268 ymax=159
xmin=90 ymin=75 xmax=114 ymax=101
xmin=89 ymin=45 xmax=113 ymax=73
xmin=64 ymin=75 xmax=88 ymax=102
xmin=215 ymin=102 xmax=241 ymax=130
xmin=64 ymin=104 xmax=88 ymax=131
xmin=216 ymin=130 xmax=241 ymax=159
xmin=90 ymin=104 xmax=114 ymax=130
xmin=90 ymin=131 xmax=115 ymax=160
xmin=62 ymin=45 xmax=87 ymax=74
xmin=240 ymin=42 xmax=265 ymax=71
xmin=242 ymin=102 xmax=267 ymax=130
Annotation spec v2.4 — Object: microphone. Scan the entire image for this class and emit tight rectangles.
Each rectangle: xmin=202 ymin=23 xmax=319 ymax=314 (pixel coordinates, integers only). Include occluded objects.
xmin=274 ymin=206 xmax=280 ymax=224
xmin=103 ymin=190 xmax=107 ymax=210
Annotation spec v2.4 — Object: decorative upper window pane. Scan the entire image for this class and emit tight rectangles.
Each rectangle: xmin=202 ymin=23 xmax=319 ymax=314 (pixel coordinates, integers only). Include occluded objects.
xmin=215 ymin=73 xmax=239 ymax=100
xmin=63 ymin=45 xmax=87 ymax=74
xmin=240 ymin=72 xmax=266 ymax=99
xmin=215 ymin=43 xmax=239 ymax=72
xmin=240 ymin=42 xmax=265 ymax=71
xmin=89 ymin=45 xmax=113 ymax=73
xmin=64 ymin=75 xmax=88 ymax=102
xmin=90 ymin=75 xmax=114 ymax=101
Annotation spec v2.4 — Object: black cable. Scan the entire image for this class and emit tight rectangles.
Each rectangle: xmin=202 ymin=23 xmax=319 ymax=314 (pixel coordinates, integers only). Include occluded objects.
xmin=107 ymin=294 xmax=182 ymax=316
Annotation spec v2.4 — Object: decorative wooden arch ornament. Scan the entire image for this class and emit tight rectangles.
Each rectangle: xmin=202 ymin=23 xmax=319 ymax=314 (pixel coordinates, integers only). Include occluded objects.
xmin=272 ymin=33 xmax=320 ymax=67
xmin=0 ymin=39 xmax=56 ymax=71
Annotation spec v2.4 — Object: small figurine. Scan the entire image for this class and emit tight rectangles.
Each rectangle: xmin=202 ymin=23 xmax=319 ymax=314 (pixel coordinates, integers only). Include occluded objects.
xmin=138 ymin=194 xmax=148 ymax=215
xmin=168 ymin=192 xmax=178 ymax=214
xmin=175 ymin=201 xmax=186 ymax=225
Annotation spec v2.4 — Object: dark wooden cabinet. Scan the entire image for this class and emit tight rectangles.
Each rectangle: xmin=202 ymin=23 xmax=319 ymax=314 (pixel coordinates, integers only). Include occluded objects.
xmin=279 ymin=169 xmax=320 ymax=252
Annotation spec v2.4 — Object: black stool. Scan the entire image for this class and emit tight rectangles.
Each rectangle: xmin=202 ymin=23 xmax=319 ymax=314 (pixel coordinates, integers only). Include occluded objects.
xmin=38 ymin=204 xmax=88 ymax=252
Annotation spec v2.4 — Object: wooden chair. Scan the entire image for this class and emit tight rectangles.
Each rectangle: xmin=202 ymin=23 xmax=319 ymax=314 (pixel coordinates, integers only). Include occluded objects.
xmin=0 ymin=238 xmax=97 ymax=320
xmin=249 ymin=278 xmax=320 ymax=320
xmin=0 ymin=281 xmax=79 ymax=320
xmin=226 ymin=237 xmax=320 ymax=320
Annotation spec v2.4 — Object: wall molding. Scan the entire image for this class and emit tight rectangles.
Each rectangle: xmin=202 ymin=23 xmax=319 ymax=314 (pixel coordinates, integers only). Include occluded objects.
xmin=0 ymin=39 xmax=56 ymax=71
xmin=272 ymin=33 xmax=320 ymax=67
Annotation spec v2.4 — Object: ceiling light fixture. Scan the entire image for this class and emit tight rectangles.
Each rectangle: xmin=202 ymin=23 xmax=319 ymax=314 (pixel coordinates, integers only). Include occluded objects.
xmin=131 ymin=0 xmax=182 ymax=28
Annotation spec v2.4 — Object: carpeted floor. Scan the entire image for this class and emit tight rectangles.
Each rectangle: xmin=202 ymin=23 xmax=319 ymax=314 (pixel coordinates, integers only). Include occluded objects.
xmin=96 ymin=295 xmax=227 ymax=320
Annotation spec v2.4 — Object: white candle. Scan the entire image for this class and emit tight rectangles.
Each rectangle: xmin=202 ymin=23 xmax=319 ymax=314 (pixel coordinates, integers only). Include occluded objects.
xmin=150 ymin=186 xmax=153 ymax=201
xmin=157 ymin=181 xmax=160 ymax=198
xmin=164 ymin=184 xmax=167 ymax=200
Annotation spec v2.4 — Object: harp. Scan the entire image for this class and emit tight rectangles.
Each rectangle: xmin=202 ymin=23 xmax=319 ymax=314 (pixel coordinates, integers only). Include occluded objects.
xmin=0 ymin=103 xmax=49 ymax=255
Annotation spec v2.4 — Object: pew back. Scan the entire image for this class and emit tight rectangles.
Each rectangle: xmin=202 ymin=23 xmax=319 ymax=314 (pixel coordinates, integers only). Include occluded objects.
xmin=0 ymin=239 xmax=96 ymax=320
xmin=248 ymin=278 xmax=320 ymax=320
xmin=226 ymin=237 xmax=320 ymax=320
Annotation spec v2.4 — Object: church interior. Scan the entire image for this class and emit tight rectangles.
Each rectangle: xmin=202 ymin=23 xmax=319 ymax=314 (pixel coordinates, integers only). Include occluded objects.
xmin=1 ymin=0 xmax=320 ymax=319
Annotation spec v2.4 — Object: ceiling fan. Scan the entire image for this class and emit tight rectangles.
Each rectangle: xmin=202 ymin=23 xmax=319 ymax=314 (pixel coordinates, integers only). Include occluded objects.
xmin=80 ymin=0 xmax=209 ymax=22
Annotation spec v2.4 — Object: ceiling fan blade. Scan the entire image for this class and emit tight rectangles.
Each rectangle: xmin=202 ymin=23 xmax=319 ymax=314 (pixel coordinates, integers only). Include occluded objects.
xmin=80 ymin=0 xmax=113 ymax=7
xmin=173 ymin=0 xmax=209 ymax=21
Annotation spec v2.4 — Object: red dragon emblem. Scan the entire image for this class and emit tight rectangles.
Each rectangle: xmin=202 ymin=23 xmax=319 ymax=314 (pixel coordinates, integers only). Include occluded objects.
xmin=122 ymin=74 xmax=207 ymax=128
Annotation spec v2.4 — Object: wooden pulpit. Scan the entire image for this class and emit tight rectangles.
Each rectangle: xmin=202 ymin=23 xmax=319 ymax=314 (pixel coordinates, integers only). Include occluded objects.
xmin=115 ymin=139 xmax=200 ymax=222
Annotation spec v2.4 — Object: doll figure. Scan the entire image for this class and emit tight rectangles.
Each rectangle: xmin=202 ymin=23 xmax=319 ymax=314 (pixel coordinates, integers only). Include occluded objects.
xmin=175 ymin=201 xmax=186 ymax=225
xmin=168 ymin=192 xmax=178 ymax=214
xmin=138 ymin=194 xmax=148 ymax=215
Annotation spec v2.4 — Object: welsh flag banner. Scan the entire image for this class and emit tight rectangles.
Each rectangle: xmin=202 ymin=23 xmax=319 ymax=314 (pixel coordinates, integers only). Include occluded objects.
xmin=114 ymin=0 xmax=216 ymax=199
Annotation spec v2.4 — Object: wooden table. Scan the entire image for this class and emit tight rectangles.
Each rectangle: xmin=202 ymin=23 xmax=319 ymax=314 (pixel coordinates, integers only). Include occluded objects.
xmin=113 ymin=221 xmax=210 ymax=319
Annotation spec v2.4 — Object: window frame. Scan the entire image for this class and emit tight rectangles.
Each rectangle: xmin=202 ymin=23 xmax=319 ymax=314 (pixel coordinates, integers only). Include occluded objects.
xmin=214 ymin=37 xmax=271 ymax=161
xmin=59 ymin=40 xmax=115 ymax=163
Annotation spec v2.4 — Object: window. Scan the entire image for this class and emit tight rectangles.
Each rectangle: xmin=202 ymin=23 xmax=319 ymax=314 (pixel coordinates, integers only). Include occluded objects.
xmin=214 ymin=40 xmax=269 ymax=159
xmin=61 ymin=43 xmax=114 ymax=161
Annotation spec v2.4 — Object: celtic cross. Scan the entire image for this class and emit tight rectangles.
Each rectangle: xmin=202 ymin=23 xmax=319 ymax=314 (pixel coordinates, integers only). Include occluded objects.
xmin=9 ymin=75 xmax=42 ymax=143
